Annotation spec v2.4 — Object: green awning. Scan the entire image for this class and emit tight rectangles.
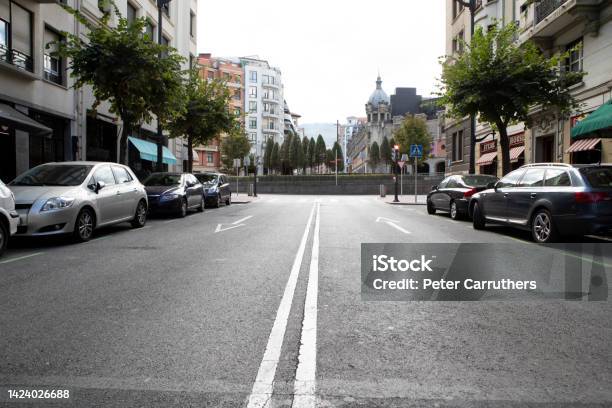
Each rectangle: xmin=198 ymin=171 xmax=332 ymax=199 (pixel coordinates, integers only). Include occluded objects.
xmin=128 ymin=136 xmax=177 ymax=165
xmin=571 ymin=99 xmax=612 ymax=139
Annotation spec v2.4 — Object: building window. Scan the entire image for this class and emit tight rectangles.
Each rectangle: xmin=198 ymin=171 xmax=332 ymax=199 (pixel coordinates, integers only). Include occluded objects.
xmin=565 ymin=38 xmax=583 ymax=73
xmin=126 ymin=2 xmax=137 ymax=24
xmin=223 ymin=72 xmax=230 ymax=80
xmin=249 ymin=86 xmax=257 ymax=98
xmin=160 ymin=35 xmax=169 ymax=57
xmin=249 ymin=118 xmax=257 ymax=129
xmin=452 ymin=0 xmax=464 ymax=19
xmin=161 ymin=1 xmax=169 ymax=18
xmin=189 ymin=11 xmax=195 ymax=37
xmin=0 ymin=0 xmax=33 ymax=72
xmin=236 ymin=74 xmax=241 ymax=84
xmin=43 ymin=28 xmax=63 ymax=85
xmin=234 ymin=108 xmax=241 ymax=117
xmin=233 ymin=89 xmax=241 ymax=100
xmin=249 ymin=70 xmax=257 ymax=82
xmin=452 ymin=130 xmax=464 ymax=162
xmin=207 ymin=70 xmax=214 ymax=80
xmin=145 ymin=20 xmax=155 ymax=42
xmin=207 ymin=152 xmax=214 ymax=163
xmin=249 ymin=133 xmax=257 ymax=142
xmin=249 ymin=101 xmax=257 ymax=113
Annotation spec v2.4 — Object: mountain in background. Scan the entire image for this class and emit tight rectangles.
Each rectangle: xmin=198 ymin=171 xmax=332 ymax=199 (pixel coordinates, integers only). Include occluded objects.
xmin=300 ymin=123 xmax=339 ymax=148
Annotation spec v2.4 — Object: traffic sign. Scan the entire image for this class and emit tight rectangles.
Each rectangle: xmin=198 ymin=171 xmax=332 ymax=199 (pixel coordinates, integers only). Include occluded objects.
xmin=244 ymin=156 xmax=251 ymax=166
xmin=410 ymin=144 xmax=423 ymax=158
xmin=397 ymin=161 xmax=406 ymax=168
xmin=400 ymin=154 xmax=409 ymax=161
xmin=233 ymin=158 xmax=241 ymax=168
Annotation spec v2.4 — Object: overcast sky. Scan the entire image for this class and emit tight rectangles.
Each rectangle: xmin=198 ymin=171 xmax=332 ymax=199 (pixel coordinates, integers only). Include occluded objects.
xmin=197 ymin=1 xmax=445 ymax=124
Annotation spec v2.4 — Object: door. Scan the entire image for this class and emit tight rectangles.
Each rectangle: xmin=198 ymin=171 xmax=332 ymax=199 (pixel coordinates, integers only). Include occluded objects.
xmin=220 ymin=176 xmax=230 ymax=200
xmin=112 ymin=165 xmax=138 ymax=219
xmin=91 ymin=165 xmax=122 ymax=224
xmin=482 ymin=169 xmax=525 ymax=221
xmin=507 ymin=168 xmax=545 ymax=225
xmin=185 ymin=174 xmax=199 ymax=207
xmin=432 ymin=177 xmax=450 ymax=209
xmin=440 ymin=176 xmax=459 ymax=210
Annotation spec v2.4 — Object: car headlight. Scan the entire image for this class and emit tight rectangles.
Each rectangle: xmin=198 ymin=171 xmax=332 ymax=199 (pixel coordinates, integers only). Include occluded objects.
xmin=41 ymin=197 xmax=75 ymax=212
xmin=160 ymin=193 xmax=180 ymax=202
xmin=208 ymin=186 xmax=218 ymax=193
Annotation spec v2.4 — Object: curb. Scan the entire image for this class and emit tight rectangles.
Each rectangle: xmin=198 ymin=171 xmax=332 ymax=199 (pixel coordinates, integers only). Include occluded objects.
xmin=385 ymin=202 xmax=426 ymax=206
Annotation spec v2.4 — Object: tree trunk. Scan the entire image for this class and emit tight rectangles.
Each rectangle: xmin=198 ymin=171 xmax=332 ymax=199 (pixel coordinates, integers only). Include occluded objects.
xmin=497 ymin=120 xmax=511 ymax=176
xmin=187 ymin=135 xmax=194 ymax=173
xmin=119 ymin=121 xmax=131 ymax=165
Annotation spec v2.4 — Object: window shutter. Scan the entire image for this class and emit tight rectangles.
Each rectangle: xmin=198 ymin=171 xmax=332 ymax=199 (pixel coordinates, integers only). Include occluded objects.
xmin=11 ymin=3 xmax=31 ymax=56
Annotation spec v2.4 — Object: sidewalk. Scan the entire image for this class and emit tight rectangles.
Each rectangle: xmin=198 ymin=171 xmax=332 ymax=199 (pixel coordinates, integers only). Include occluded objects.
xmin=231 ymin=193 xmax=258 ymax=204
xmin=379 ymin=194 xmax=427 ymax=205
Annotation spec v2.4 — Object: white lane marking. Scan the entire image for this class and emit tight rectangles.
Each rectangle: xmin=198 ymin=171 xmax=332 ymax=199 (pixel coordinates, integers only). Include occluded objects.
xmin=214 ymin=215 xmax=253 ymax=233
xmin=246 ymin=204 xmax=316 ymax=408
xmin=293 ymin=202 xmax=320 ymax=408
xmin=233 ymin=215 xmax=253 ymax=225
xmin=375 ymin=216 xmax=411 ymax=234
xmin=0 ymin=252 xmax=44 ymax=264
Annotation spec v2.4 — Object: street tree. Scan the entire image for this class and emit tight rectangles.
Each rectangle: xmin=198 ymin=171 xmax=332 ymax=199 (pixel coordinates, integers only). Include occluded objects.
xmin=393 ymin=115 xmax=431 ymax=173
xmin=326 ymin=149 xmax=335 ymax=173
xmin=332 ymin=141 xmax=344 ymax=172
xmin=220 ymin=131 xmax=250 ymax=171
xmin=380 ymin=136 xmax=392 ymax=173
xmin=289 ymin=134 xmax=301 ymax=174
xmin=440 ymin=23 xmax=583 ymax=175
xmin=308 ymin=138 xmax=316 ymax=173
xmin=315 ymin=135 xmax=327 ymax=173
xmin=270 ymin=142 xmax=281 ymax=174
xmin=369 ymin=141 xmax=380 ymax=172
xmin=302 ymin=136 xmax=309 ymax=173
xmin=167 ymin=69 xmax=238 ymax=172
xmin=55 ymin=5 xmax=184 ymax=164
xmin=263 ymin=138 xmax=274 ymax=175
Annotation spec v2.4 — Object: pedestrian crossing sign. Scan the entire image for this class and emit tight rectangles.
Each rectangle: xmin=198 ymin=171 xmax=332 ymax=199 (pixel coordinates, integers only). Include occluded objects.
xmin=410 ymin=144 xmax=423 ymax=158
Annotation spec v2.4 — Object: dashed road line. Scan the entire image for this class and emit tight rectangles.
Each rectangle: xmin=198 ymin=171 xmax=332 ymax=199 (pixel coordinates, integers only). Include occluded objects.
xmin=246 ymin=203 xmax=316 ymax=408
xmin=0 ymin=252 xmax=44 ymax=265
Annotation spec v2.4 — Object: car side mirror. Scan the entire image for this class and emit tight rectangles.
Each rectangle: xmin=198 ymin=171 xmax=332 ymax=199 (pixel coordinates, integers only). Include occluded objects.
xmin=95 ymin=181 xmax=106 ymax=193
xmin=432 ymin=185 xmax=439 ymax=191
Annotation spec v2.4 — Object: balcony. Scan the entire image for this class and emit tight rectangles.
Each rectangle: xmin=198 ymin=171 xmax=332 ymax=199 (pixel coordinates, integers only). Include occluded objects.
xmin=263 ymin=95 xmax=280 ymax=104
xmin=262 ymin=80 xmax=280 ymax=89
xmin=262 ymin=111 xmax=279 ymax=118
xmin=0 ymin=45 xmax=34 ymax=74
xmin=263 ymin=126 xmax=280 ymax=134
xmin=531 ymin=0 xmax=605 ymax=41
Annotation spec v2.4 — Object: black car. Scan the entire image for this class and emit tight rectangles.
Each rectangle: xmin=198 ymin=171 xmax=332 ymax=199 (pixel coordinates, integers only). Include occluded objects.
xmin=143 ymin=172 xmax=204 ymax=217
xmin=194 ymin=173 xmax=231 ymax=208
xmin=469 ymin=163 xmax=612 ymax=243
xmin=427 ymin=174 xmax=498 ymax=220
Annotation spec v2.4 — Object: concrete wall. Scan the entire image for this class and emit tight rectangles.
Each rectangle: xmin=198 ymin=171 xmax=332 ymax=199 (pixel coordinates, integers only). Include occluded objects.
xmin=227 ymin=175 xmax=444 ymax=195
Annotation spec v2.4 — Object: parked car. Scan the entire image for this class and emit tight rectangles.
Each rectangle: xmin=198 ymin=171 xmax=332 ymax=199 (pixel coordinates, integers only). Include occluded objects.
xmin=143 ymin=173 xmax=204 ymax=217
xmin=427 ymin=174 xmax=498 ymax=220
xmin=8 ymin=162 xmax=148 ymax=242
xmin=469 ymin=163 xmax=612 ymax=243
xmin=194 ymin=173 xmax=231 ymax=208
xmin=0 ymin=179 xmax=19 ymax=256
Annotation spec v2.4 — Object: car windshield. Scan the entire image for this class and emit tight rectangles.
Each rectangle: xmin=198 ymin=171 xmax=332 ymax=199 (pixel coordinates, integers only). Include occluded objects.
xmin=580 ymin=167 xmax=612 ymax=188
xmin=461 ymin=175 xmax=498 ymax=187
xmin=143 ymin=174 xmax=182 ymax=186
xmin=196 ymin=174 xmax=218 ymax=185
xmin=10 ymin=164 xmax=93 ymax=186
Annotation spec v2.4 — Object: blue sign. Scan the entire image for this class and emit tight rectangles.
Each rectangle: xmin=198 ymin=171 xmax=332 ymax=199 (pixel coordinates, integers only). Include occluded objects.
xmin=410 ymin=144 xmax=423 ymax=158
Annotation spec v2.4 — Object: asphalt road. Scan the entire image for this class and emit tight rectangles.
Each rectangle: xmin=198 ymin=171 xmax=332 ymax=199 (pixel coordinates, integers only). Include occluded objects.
xmin=0 ymin=195 xmax=610 ymax=407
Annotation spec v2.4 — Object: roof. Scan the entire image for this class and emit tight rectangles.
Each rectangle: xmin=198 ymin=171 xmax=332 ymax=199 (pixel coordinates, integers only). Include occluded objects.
xmin=368 ymin=76 xmax=390 ymax=107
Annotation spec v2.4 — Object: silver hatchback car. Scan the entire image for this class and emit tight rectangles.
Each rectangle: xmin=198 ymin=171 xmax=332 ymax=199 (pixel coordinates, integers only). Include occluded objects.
xmin=9 ymin=162 xmax=148 ymax=242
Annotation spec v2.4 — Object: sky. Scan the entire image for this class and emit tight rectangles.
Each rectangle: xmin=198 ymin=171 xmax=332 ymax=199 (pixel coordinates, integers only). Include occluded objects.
xmin=197 ymin=1 xmax=446 ymax=124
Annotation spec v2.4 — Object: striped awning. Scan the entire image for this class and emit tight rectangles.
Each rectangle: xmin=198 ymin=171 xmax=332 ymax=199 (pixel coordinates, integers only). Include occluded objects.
xmin=510 ymin=146 xmax=525 ymax=163
xmin=476 ymin=152 xmax=497 ymax=166
xmin=567 ymin=138 xmax=601 ymax=153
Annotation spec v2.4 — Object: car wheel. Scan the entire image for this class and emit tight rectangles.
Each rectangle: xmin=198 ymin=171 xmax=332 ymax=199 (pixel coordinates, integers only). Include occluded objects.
xmin=74 ymin=208 xmax=94 ymax=242
xmin=450 ymin=201 xmax=460 ymax=220
xmin=226 ymin=195 xmax=231 ymax=206
xmin=214 ymin=196 xmax=220 ymax=208
xmin=472 ymin=202 xmax=485 ymax=230
xmin=531 ymin=209 xmax=558 ymax=243
xmin=0 ymin=221 xmax=7 ymax=257
xmin=427 ymin=200 xmax=436 ymax=215
xmin=197 ymin=196 xmax=204 ymax=212
xmin=131 ymin=200 xmax=147 ymax=228
xmin=179 ymin=198 xmax=188 ymax=218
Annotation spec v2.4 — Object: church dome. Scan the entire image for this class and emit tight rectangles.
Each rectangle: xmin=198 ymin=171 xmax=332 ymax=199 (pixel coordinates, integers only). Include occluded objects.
xmin=368 ymin=76 xmax=390 ymax=107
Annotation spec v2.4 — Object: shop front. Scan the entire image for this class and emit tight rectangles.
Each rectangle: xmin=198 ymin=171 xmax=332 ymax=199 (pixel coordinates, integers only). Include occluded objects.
xmin=127 ymin=136 xmax=176 ymax=180
xmin=476 ymin=139 xmax=497 ymax=176
xmin=569 ymin=101 xmax=612 ymax=163
xmin=509 ymin=133 xmax=525 ymax=171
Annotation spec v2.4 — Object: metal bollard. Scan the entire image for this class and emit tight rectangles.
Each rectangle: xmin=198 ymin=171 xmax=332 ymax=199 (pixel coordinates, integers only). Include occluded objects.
xmin=380 ymin=184 xmax=386 ymax=197
xmin=248 ymin=184 xmax=254 ymax=196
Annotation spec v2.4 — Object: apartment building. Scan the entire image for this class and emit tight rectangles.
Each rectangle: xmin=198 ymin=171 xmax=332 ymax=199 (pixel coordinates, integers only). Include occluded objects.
xmin=196 ymin=53 xmax=244 ymax=173
xmin=241 ymin=56 xmax=284 ymax=169
xmin=0 ymin=0 xmax=197 ymax=182
xmin=445 ymin=0 xmax=612 ymax=177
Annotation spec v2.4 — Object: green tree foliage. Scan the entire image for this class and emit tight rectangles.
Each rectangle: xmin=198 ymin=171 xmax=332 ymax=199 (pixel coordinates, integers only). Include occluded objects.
xmin=167 ymin=69 xmax=238 ymax=172
xmin=326 ymin=149 xmax=334 ymax=173
xmin=332 ymin=141 xmax=344 ymax=172
xmin=220 ymin=131 xmax=250 ymax=171
xmin=369 ymin=141 xmax=380 ymax=170
xmin=308 ymin=138 xmax=316 ymax=173
xmin=440 ymin=23 xmax=583 ymax=175
xmin=380 ymin=136 xmax=392 ymax=173
xmin=290 ymin=135 xmax=302 ymax=173
xmin=263 ymin=138 xmax=274 ymax=175
xmin=270 ymin=142 xmax=281 ymax=173
xmin=280 ymin=133 xmax=293 ymax=175
xmin=393 ymin=115 xmax=432 ymax=172
xmin=315 ymin=135 xmax=327 ymax=173
xmin=55 ymin=4 xmax=184 ymax=164
xmin=302 ymin=136 xmax=309 ymax=173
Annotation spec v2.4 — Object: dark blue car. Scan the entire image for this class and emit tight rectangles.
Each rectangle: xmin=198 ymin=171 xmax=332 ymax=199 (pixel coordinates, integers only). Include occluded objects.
xmin=469 ymin=163 xmax=612 ymax=242
xmin=195 ymin=173 xmax=231 ymax=208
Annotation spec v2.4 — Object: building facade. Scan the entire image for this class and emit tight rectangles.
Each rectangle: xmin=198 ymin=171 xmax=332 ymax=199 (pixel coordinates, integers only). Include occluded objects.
xmin=0 ymin=0 xmax=197 ymax=182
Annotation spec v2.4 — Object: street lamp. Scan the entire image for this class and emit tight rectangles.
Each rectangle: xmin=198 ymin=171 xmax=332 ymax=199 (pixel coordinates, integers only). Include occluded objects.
xmin=393 ymin=144 xmax=400 ymax=203
xmin=156 ymin=0 xmax=172 ymax=172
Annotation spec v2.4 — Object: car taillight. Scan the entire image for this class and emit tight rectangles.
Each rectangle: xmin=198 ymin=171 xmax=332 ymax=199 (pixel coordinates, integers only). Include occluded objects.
xmin=575 ymin=192 xmax=608 ymax=204
xmin=463 ymin=188 xmax=478 ymax=198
